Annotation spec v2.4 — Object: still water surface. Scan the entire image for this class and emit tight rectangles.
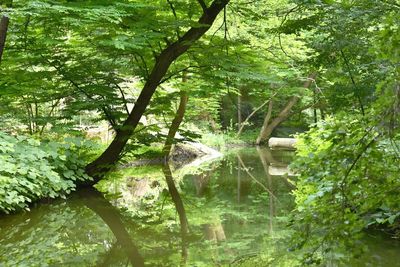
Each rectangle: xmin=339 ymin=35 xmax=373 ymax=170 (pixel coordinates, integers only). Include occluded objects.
xmin=0 ymin=148 xmax=399 ymax=266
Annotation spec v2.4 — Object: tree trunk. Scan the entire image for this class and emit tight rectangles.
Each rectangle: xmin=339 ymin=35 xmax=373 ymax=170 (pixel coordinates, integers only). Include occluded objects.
xmin=237 ymin=88 xmax=242 ymax=132
xmin=255 ymin=100 xmax=274 ymax=145
xmin=255 ymin=73 xmax=317 ymax=145
xmin=0 ymin=15 xmax=9 ymax=63
xmin=85 ymin=0 xmax=230 ymax=181
xmin=162 ymin=90 xmax=189 ymax=158
xmin=237 ymin=156 xmax=241 ymax=203
xmin=255 ymin=96 xmax=299 ymax=145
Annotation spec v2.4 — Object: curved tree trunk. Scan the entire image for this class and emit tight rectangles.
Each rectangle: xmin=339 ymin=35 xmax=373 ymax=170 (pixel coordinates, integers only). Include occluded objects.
xmin=162 ymin=90 xmax=188 ymax=158
xmin=255 ymin=100 xmax=274 ymax=145
xmin=0 ymin=15 xmax=10 ymax=63
xmin=255 ymin=96 xmax=299 ymax=145
xmin=255 ymin=73 xmax=317 ymax=145
xmin=85 ymin=0 xmax=230 ymax=182
xmin=162 ymin=164 xmax=189 ymax=236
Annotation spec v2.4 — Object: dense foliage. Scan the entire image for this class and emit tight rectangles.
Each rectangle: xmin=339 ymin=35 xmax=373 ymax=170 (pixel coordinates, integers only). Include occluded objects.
xmin=0 ymin=0 xmax=399 ymax=265
xmin=291 ymin=114 xmax=399 ymax=264
xmin=0 ymin=132 xmax=93 ymax=213
xmin=275 ymin=0 xmax=400 ymax=264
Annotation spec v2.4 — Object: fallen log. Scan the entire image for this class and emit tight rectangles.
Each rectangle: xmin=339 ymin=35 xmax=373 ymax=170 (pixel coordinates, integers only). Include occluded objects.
xmin=268 ymin=137 xmax=296 ymax=150
xmin=268 ymin=165 xmax=297 ymax=177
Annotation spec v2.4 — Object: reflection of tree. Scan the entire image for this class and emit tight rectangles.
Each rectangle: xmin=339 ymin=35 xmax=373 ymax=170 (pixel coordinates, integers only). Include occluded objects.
xmin=258 ymin=147 xmax=280 ymax=166
xmin=258 ymin=147 xmax=295 ymax=189
xmin=162 ymin=163 xmax=189 ymax=264
xmin=203 ymin=222 xmax=226 ymax=243
xmin=189 ymin=162 xmax=231 ymax=262
xmin=257 ymin=147 xmax=275 ymax=233
xmin=237 ymin=154 xmax=277 ymax=199
xmin=190 ymin=161 xmax=222 ymax=197
xmin=192 ymin=171 xmax=211 ymax=196
xmin=96 ymin=241 xmax=123 ymax=267
xmin=80 ymin=188 xmax=145 ymax=267
xmin=0 ymin=200 xmax=116 ymax=266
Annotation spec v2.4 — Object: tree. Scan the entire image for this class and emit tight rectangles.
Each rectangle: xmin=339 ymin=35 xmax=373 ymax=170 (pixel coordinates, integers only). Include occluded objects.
xmin=85 ymin=0 xmax=230 ymax=181
xmin=162 ymin=90 xmax=189 ymax=158
xmin=0 ymin=15 xmax=9 ymax=63
xmin=255 ymin=73 xmax=317 ymax=145
xmin=284 ymin=0 xmax=400 ymax=264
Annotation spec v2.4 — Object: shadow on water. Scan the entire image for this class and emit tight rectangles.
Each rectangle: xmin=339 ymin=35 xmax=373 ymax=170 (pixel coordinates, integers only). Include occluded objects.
xmin=1 ymin=147 xmax=400 ymax=266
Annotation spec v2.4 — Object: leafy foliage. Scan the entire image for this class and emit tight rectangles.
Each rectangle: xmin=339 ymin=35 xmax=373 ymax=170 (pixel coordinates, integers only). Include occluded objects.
xmin=0 ymin=132 xmax=93 ymax=213
xmin=290 ymin=113 xmax=400 ymax=264
xmin=0 ymin=0 xmax=399 ymax=264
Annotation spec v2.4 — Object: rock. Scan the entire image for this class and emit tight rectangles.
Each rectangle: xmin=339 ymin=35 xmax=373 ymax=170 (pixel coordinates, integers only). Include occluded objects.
xmin=171 ymin=142 xmax=222 ymax=169
xmin=122 ymin=141 xmax=222 ymax=169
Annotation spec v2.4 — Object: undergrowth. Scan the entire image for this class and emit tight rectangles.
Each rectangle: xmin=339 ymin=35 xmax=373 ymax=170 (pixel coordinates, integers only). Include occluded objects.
xmin=0 ymin=132 xmax=96 ymax=213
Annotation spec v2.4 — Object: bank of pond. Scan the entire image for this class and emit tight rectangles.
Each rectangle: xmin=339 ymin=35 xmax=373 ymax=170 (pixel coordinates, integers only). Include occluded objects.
xmin=0 ymin=147 xmax=399 ymax=266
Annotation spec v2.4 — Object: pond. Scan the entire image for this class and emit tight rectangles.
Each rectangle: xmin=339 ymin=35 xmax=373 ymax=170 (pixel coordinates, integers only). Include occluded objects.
xmin=0 ymin=147 xmax=399 ymax=266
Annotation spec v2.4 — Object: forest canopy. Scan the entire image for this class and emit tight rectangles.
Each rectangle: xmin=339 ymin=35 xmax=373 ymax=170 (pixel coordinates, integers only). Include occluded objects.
xmin=0 ymin=0 xmax=399 ymax=265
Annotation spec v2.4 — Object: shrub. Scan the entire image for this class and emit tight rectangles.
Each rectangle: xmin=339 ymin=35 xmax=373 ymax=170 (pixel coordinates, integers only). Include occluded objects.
xmin=290 ymin=115 xmax=400 ymax=264
xmin=0 ymin=132 xmax=93 ymax=213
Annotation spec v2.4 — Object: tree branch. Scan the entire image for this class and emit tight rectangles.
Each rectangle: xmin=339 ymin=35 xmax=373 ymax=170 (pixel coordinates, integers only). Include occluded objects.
xmin=237 ymin=92 xmax=278 ymax=136
xmin=167 ymin=0 xmax=181 ymax=38
xmin=113 ymin=82 xmax=130 ymax=116
xmin=42 ymin=56 xmax=118 ymax=129
xmin=197 ymin=0 xmax=208 ymax=12
xmin=340 ymin=49 xmax=365 ymax=116
xmin=339 ymin=134 xmax=378 ymax=205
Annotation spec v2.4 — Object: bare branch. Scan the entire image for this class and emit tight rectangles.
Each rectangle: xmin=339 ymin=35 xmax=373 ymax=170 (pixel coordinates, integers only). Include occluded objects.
xmin=237 ymin=92 xmax=279 ymax=136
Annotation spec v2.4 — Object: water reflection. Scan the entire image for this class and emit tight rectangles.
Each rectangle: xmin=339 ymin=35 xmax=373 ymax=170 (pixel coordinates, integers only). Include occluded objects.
xmin=0 ymin=148 xmax=399 ymax=266
xmin=80 ymin=189 xmax=144 ymax=266
xmin=0 ymin=192 xmax=124 ymax=266
xmin=162 ymin=163 xmax=189 ymax=265
xmin=257 ymin=147 xmax=276 ymax=233
xmin=0 ymin=148 xmax=310 ymax=266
